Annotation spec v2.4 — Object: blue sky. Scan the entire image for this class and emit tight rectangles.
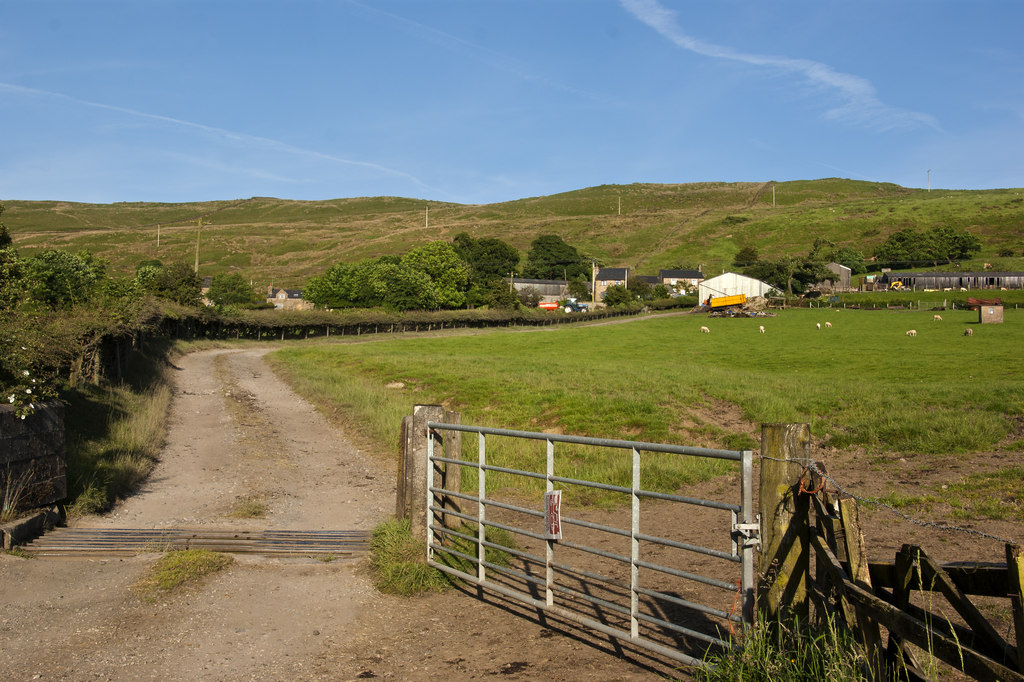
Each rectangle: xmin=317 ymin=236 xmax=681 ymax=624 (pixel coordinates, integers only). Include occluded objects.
xmin=2 ymin=1 xmax=1022 ymax=204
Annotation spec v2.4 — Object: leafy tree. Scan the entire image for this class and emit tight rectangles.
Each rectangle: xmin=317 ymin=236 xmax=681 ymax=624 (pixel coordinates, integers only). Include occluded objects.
xmin=151 ymin=262 xmax=202 ymax=306
xmin=207 ymin=272 xmax=259 ymax=307
xmin=733 ymin=246 xmax=759 ymax=267
xmin=23 ymin=250 xmax=106 ymax=309
xmin=517 ymin=286 xmax=542 ymax=307
xmin=523 ymin=235 xmax=589 ymax=280
xmin=651 ymin=283 xmax=672 ymax=299
xmin=745 ymin=256 xmax=831 ymax=296
xmin=452 ymin=233 xmax=520 ymax=283
xmin=602 ymin=284 xmax=633 ymax=306
xmin=0 ymin=202 xmax=13 ymax=251
xmin=567 ymin=276 xmax=591 ymax=301
xmin=401 ymin=241 xmax=469 ymax=309
xmin=626 ymin=278 xmax=653 ymax=301
xmin=382 ymin=262 xmax=437 ymax=311
xmin=926 ymin=225 xmax=981 ymax=265
xmin=829 ymin=246 xmax=866 ymax=274
xmin=482 ymin=279 xmax=519 ymax=309
xmin=873 ymin=228 xmax=932 ymax=268
xmin=0 ymin=247 xmax=25 ymax=312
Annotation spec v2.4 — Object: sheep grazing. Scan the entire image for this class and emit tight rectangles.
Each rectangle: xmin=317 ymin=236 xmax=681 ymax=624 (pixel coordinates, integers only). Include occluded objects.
xmin=700 ymin=326 xmax=710 ymax=334
xmin=759 ymin=325 xmax=765 ymax=334
xmin=824 ymin=321 xmax=832 ymax=328
xmin=964 ymin=328 xmax=974 ymax=336
xmin=906 ymin=329 xmax=917 ymax=337
xmin=816 ymin=323 xmax=821 ymax=330
xmin=933 ymin=314 xmax=943 ymax=321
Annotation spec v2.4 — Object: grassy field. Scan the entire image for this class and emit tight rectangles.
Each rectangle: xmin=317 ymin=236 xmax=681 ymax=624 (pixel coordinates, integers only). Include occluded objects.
xmin=5 ymin=180 xmax=1022 ymax=289
xmin=268 ymin=307 xmax=1023 ymax=503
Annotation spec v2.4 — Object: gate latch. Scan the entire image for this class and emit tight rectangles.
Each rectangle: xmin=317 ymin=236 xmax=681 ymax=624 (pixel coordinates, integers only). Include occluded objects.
xmin=732 ymin=517 xmax=761 ymax=549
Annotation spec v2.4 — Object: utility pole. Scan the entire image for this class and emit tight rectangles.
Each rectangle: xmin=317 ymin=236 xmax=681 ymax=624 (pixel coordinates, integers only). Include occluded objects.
xmin=618 ymin=195 xmax=621 ymax=216
xmin=772 ymin=183 xmax=776 ymax=208
xmin=157 ymin=223 xmax=161 ymax=248
xmin=194 ymin=218 xmax=202 ymax=273
xmin=425 ymin=206 xmax=429 ymax=228
xmin=591 ymin=260 xmax=597 ymax=306
xmin=927 ymin=170 xmax=931 ymax=192
xmin=509 ymin=270 xmax=515 ymax=293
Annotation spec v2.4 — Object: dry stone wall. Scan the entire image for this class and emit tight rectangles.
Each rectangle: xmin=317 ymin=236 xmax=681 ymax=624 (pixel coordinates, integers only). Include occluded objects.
xmin=0 ymin=403 xmax=66 ymax=512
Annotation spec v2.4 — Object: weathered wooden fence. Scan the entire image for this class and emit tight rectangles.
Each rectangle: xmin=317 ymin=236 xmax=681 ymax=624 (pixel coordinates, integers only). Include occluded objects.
xmin=760 ymin=423 xmax=1024 ymax=681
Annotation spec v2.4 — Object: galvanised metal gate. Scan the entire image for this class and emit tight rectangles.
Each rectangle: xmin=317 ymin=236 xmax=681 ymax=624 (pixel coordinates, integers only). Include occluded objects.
xmin=425 ymin=422 xmax=758 ymax=668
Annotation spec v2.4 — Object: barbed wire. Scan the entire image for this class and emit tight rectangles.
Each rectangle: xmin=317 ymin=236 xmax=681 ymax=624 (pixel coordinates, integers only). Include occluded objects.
xmin=760 ymin=454 xmax=1018 ymax=545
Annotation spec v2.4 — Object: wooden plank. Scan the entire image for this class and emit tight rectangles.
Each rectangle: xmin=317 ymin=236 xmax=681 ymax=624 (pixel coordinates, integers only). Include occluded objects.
xmin=866 ymin=561 xmax=1009 ymax=597
xmin=837 ymin=497 xmax=886 ymax=679
xmin=917 ymin=548 xmax=1015 ymax=666
xmin=890 ymin=545 xmax=925 ymax=674
xmin=841 ymin=574 xmax=1024 ymax=681
xmin=1008 ymin=544 xmax=1024 ymax=673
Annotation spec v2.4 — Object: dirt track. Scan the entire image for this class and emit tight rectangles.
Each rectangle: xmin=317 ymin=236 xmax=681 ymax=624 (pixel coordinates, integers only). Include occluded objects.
xmin=0 ymin=348 xmax=684 ymax=681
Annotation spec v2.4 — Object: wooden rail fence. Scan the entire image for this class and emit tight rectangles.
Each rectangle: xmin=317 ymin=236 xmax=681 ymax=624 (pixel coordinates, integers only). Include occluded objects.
xmin=760 ymin=423 xmax=1024 ymax=681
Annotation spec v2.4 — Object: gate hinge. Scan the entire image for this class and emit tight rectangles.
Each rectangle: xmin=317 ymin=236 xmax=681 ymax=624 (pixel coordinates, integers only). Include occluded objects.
xmin=732 ymin=517 xmax=761 ymax=549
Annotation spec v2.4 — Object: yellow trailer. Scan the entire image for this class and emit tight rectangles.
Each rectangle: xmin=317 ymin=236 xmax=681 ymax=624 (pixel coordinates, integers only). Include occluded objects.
xmin=708 ymin=294 xmax=747 ymax=308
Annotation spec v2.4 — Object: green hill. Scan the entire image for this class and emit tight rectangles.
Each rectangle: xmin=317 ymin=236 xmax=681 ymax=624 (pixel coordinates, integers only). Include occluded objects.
xmin=4 ymin=179 xmax=1022 ymax=290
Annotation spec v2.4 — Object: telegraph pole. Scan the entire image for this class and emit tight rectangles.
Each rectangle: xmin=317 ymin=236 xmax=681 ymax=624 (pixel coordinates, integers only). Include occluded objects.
xmin=194 ymin=218 xmax=202 ymax=273
xmin=927 ymin=169 xmax=931 ymax=192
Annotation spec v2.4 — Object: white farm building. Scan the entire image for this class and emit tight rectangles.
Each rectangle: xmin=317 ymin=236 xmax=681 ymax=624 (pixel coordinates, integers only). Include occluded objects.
xmin=698 ymin=272 xmax=777 ymax=302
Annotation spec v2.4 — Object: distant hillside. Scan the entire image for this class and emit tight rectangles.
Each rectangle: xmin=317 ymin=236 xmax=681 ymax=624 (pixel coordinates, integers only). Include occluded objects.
xmin=4 ymin=179 xmax=1022 ymax=290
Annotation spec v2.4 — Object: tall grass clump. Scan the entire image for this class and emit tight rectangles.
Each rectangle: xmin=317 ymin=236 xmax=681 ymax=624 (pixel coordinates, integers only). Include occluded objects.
xmin=698 ymin=616 xmax=868 ymax=681
xmin=64 ymin=350 xmax=174 ymax=516
xmin=370 ymin=517 xmax=518 ymax=595
xmin=370 ymin=517 xmax=451 ymax=595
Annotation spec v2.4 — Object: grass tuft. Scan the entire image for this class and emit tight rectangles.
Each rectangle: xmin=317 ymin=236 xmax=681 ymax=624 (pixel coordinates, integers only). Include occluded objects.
xmin=697 ymin=615 xmax=867 ymax=681
xmin=370 ymin=517 xmax=451 ymax=595
xmin=132 ymin=549 xmax=233 ymax=601
xmin=227 ymin=495 xmax=268 ymax=519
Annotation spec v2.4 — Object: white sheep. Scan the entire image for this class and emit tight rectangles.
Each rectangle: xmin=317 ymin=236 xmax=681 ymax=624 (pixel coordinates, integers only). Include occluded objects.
xmin=963 ymin=328 xmax=974 ymax=336
xmin=906 ymin=329 xmax=917 ymax=337
xmin=816 ymin=323 xmax=821 ymax=330
xmin=759 ymin=325 xmax=765 ymax=334
xmin=933 ymin=314 xmax=943 ymax=321
xmin=700 ymin=326 xmax=710 ymax=334
xmin=824 ymin=321 xmax=832 ymax=328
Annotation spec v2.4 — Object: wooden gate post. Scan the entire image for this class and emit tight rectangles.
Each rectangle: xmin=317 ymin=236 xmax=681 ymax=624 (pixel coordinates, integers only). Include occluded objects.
xmin=395 ymin=414 xmax=414 ymax=520
xmin=402 ymin=405 xmax=445 ymax=540
xmin=1008 ymin=543 xmax=1024 ymax=674
xmin=758 ymin=423 xmax=811 ymax=625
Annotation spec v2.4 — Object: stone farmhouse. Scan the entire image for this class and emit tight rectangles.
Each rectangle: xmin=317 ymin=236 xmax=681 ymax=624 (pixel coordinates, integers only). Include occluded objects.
xmin=266 ymin=286 xmax=313 ymax=310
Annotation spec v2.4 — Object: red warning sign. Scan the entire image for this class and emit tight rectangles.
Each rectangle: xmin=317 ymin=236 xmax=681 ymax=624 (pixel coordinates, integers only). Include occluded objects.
xmin=545 ymin=490 xmax=562 ymax=541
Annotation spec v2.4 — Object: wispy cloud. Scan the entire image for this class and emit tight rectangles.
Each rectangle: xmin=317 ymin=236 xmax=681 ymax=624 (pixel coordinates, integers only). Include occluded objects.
xmin=345 ymin=0 xmax=620 ymax=107
xmin=0 ymin=81 xmax=434 ymax=190
xmin=620 ymin=0 xmax=940 ymax=132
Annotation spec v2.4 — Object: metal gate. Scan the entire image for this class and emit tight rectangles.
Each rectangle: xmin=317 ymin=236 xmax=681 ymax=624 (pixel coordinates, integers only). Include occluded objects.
xmin=424 ymin=422 xmax=758 ymax=668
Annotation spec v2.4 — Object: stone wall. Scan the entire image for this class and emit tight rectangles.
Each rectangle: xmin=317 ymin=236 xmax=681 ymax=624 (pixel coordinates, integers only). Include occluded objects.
xmin=0 ymin=403 xmax=66 ymax=513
